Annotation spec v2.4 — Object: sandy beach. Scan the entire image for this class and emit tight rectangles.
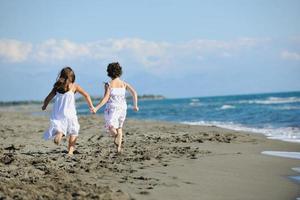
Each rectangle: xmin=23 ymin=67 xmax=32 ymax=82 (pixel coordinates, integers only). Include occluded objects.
xmin=0 ymin=107 xmax=299 ymax=200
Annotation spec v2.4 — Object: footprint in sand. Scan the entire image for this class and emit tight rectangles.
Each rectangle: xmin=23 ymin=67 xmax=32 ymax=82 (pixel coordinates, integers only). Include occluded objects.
xmin=1 ymin=153 xmax=14 ymax=165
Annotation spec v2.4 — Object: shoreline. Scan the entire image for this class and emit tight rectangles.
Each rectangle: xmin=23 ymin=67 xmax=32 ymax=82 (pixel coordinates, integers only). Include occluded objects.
xmin=3 ymin=103 xmax=300 ymax=144
xmin=0 ymin=109 xmax=299 ymax=199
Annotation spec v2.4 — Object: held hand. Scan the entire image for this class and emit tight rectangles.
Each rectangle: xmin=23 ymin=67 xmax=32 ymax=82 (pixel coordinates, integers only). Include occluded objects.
xmin=133 ymin=106 xmax=139 ymax=112
xmin=90 ymin=106 xmax=96 ymax=114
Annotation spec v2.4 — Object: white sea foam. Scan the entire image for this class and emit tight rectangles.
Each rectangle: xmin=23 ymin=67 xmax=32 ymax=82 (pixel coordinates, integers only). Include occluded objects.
xmin=261 ymin=151 xmax=300 ymax=160
xmin=191 ymin=98 xmax=200 ymax=102
xmin=220 ymin=105 xmax=235 ymax=110
xmin=189 ymin=98 xmax=202 ymax=106
xmin=267 ymin=136 xmax=300 ymax=143
xmin=189 ymin=102 xmax=202 ymax=106
xmin=239 ymin=97 xmax=300 ymax=105
xmin=292 ymin=167 xmax=300 ymax=173
xmin=182 ymin=121 xmax=300 ymax=143
xmin=272 ymin=105 xmax=300 ymax=110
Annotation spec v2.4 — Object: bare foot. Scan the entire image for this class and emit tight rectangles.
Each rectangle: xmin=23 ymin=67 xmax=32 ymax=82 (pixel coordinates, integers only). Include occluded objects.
xmin=117 ymin=147 xmax=122 ymax=153
xmin=54 ymin=133 xmax=63 ymax=145
xmin=68 ymin=146 xmax=75 ymax=155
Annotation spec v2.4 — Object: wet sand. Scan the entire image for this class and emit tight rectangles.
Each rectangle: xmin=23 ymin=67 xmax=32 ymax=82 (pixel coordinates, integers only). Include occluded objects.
xmin=0 ymin=109 xmax=299 ymax=200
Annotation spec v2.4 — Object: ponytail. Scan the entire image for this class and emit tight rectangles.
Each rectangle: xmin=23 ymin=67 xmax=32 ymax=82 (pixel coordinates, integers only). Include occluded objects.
xmin=53 ymin=67 xmax=75 ymax=93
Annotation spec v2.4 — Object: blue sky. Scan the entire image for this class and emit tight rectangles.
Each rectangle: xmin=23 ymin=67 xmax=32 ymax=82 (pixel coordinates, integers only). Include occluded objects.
xmin=0 ymin=0 xmax=300 ymax=101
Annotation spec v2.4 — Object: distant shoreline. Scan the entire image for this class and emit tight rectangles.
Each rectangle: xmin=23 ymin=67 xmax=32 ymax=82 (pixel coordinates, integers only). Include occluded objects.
xmin=2 ymin=90 xmax=300 ymax=105
xmin=0 ymin=94 xmax=165 ymax=106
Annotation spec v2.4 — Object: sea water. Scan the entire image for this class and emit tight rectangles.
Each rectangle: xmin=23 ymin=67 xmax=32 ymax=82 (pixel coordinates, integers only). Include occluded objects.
xmin=77 ymin=91 xmax=300 ymax=143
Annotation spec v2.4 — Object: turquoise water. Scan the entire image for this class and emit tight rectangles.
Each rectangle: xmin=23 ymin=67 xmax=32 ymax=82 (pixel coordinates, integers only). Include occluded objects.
xmin=77 ymin=91 xmax=300 ymax=143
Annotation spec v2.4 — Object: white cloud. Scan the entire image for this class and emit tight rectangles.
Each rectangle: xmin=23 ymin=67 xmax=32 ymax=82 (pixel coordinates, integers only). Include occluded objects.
xmin=0 ymin=37 xmax=269 ymax=67
xmin=281 ymin=50 xmax=300 ymax=61
xmin=34 ymin=39 xmax=90 ymax=62
xmin=32 ymin=38 xmax=171 ymax=67
xmin=106 ymin=38 xmax=170 ymax=67
xmin=180 ymin=37 xmax=270 ymax=55
xmin=0 ymin=39 xmax=32 ymax=62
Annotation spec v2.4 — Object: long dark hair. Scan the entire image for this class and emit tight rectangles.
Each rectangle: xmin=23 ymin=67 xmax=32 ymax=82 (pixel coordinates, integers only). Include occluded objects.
xmin=53 ymin=67 xmax=76 ymax=93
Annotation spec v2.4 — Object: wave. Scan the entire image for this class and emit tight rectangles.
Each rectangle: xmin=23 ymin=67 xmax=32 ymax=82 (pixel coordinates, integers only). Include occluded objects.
xmin=182 ymin=121 xmax=300 ymax=143
xmin=292 ymin=167 xmax=300 ymax=173
xmin=189 ymin=102 xmax=202 ymax=106
xmin=272 ymin=105 xmax=300 ymax=110
xmin=262 ymin=151 xmax=300 ymax=160
xmin=191 ymin=98 xmax=200 ymax=102
xmin=239 ymin=97 xmax=300 ymax=105
xmin=188 ymin=98 xmax=201 ymax=106
xmin=220 ymin=105 xmax=235 ymax=110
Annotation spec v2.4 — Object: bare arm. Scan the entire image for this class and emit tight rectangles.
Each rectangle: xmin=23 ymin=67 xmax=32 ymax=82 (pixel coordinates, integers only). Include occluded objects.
xmin=42 ymin=88 xmax=56 ymax=110
xmin=94 ymin=84 xmax=110 ymax=112
xmin=126 ymin=83 xmax=139 ymax=111
xmin=75 ymin=84 xmax=94 ymax=112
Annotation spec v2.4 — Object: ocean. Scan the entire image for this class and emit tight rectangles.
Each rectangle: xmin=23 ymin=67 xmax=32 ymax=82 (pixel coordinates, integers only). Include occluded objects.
xmin=77 ymin=91 xmax=300 ymax=143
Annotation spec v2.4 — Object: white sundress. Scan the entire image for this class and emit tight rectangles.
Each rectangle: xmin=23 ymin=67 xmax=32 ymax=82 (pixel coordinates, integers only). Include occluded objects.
xmin=44 ymin=90 xmax=80 ymax=140
xmin=104 ymin=83 xmax=127 ymax=131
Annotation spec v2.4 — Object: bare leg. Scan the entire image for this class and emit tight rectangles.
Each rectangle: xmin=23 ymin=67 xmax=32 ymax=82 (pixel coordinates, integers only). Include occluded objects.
xmin=68 ymin=135 xmax=77 ymax=155
xmin=54 ymin=131 xmax=63 ymax=145
xmin=109 ymin=127 xmax=118 ymax=137
xmin=109 ymin=128 xmax=118 ymax=147
xmin=116 ymin=128 xmax=123 ymax=153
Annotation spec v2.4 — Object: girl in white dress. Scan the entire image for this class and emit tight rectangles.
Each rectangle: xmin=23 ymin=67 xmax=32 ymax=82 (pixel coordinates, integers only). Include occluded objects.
xmin=94 ymin=62 xmax=139 ymax=153
xmin=42 ymin=67 xmax=95 ymax=155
